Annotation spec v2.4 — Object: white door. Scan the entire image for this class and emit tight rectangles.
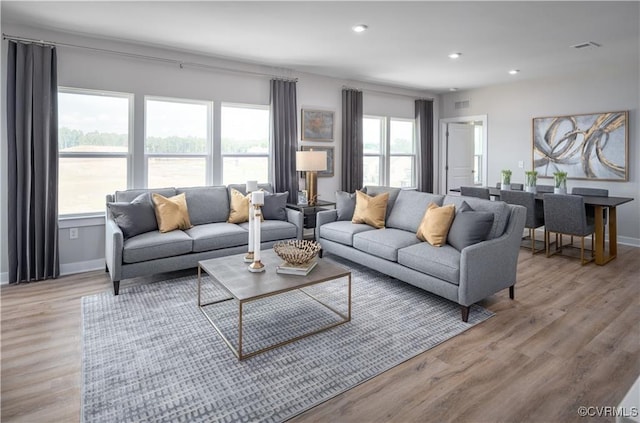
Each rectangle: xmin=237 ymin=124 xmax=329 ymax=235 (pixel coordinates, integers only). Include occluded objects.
xmin=446 ymin=123 xmax=476 ymax=192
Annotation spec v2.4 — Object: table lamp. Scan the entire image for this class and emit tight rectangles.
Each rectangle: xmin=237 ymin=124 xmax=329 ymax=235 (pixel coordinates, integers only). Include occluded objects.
xmin=296 ymin=150 xmax=327 ymax=206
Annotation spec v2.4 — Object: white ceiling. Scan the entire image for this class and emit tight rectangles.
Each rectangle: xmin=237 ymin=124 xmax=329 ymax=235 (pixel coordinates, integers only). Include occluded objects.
xmin=2 ymin=1 xmax=639 ymax=93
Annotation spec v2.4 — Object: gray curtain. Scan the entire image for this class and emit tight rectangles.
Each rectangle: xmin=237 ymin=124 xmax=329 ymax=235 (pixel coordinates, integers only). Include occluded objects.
xmin=6 ymin=41 xmax=60 ymax=283
xmin=270 ymin=79 xmax=298 ymax=204
xmin=341 ymin=89 xmax=363 ymax=192
xmin=415 ymin=99 xmax=434 ymax=192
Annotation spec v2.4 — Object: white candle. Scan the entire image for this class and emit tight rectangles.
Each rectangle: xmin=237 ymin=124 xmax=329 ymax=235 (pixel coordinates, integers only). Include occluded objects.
xmin=246 ymin=180 xmax=258 ymax=193
xmin=253 ymin=206 xmax=261 ymax=262
xmin=251 ymin=191 xmax=264 ymax=206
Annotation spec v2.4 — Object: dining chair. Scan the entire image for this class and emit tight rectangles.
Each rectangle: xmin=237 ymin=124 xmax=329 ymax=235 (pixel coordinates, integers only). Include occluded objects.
xmin=460 ymin=186 xmax=490 ymax=200
xmin=543 ymin=194 xmax=595 ymax=265
xmin=510 ymin=183 xmax=524 ymax=191
xmin=536 ymin=184 xmax=555 ymax=193
xmin=571 ymin=187 xmax=609 ymax=223
xmin=501 ymin=190 xmax=544 ymax=254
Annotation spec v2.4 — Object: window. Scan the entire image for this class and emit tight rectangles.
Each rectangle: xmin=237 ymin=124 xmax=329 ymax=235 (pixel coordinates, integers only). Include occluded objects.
xmin=363 ymin=116 xmax=416 ymax=188
xmin=58 ymin=88 xmax=132 ymax=215
xmin=221 ymin=104 xmax=270 ymax=185
xmin=145 ymin=97 xmax=211 ymax=188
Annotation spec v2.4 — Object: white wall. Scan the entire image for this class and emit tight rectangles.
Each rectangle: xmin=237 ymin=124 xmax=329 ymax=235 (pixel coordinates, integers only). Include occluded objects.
xmin=0 ymin=24 xmax=436 ymax=279
xmin=440 ymin=65 xmax=640 ymax=245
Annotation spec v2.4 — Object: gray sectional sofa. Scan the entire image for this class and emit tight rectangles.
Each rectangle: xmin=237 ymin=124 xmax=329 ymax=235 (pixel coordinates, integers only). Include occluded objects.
xmin=316 ymin=187 xmax=526 ymax=321
xmin=105 ymin=183 xmax=303 ymax=294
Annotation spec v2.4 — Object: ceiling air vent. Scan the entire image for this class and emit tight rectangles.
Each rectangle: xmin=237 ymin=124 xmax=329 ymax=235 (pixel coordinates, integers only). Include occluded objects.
xmin=454 ymin=100 xmax=470 ymax=110
xmin=571 ymin=41 xmax=602 ymax=49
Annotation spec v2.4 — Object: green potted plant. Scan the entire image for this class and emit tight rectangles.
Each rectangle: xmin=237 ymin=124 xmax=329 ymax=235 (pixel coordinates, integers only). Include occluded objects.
xmin=525 ymin=170 xmax=537 ymax=193
xmin=501 ymin=169 xmax=512 ymax=190
xmin=553 ymin=171 xmax=568 ymax=194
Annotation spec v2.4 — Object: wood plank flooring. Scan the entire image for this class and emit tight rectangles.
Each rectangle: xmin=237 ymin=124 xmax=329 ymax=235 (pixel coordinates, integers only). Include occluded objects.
xmin=2 ymin=246 xmax=638 ymax=423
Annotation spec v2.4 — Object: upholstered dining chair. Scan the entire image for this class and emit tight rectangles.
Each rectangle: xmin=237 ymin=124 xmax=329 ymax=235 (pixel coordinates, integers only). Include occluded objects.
xmin=510 ymin=183 xmax=524 ymax=191
xmin=460 ymin=186 xmax=490 ymax=200
xmin=543 ymin=194 xmax=595 ymax=265
xmin=501 ymin=190 xmax=544 ymax=254
xmin=536 ymin=184 xmax=555 ymax=193
xmin=571 ymin=187 xmax=609 ymax=224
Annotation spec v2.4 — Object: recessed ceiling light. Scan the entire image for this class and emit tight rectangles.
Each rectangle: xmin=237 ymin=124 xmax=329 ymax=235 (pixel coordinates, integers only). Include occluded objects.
xmin=448 ymin=52 xmax=462 ymax=59
xmin=508 ymin=69 xmax=520 ymax=75
xmin=352 ymin=24 xmax=368 ymax=33
xmin=449 ymin=88 xmax=458 ymax=92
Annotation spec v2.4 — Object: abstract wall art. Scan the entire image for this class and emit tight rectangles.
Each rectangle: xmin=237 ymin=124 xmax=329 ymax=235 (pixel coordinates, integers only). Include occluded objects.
xmin=532 ymin=111 xmax=628 ymax=181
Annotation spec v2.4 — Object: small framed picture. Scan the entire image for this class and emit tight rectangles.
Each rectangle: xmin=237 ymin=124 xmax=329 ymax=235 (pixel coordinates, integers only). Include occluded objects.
xmin=297 ymin=190 xmax=308 ymax=205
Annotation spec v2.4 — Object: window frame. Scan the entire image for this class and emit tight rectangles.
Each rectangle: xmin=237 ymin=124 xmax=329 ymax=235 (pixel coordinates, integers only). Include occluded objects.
xmin=220 ymin=102 xmax=271 ymax=185
xmin=363 ymin=115 xmax=417 ymax=188
xmin=144 ymin=96 xmax=213 ymax=188
xmin=57 ymin=86 xmax=134 ymax=218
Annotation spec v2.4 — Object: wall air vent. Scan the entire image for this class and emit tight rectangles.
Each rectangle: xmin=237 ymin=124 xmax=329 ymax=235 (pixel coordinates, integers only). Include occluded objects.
xmin=571 ymin=41 xmax=602 ymax=49
xmin=454 ymin=100 xmax=470 ymax=110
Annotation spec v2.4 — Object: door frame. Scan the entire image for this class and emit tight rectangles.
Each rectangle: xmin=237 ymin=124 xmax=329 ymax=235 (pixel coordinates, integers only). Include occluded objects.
xmin=439 ymin=115 xmax=488 ymax=194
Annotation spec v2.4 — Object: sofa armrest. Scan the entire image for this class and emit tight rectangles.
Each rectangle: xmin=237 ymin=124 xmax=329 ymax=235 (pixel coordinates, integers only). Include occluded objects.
xmin=105 ymin=216 xmax=124 ymax=282
xmin=316 ymin=209 xmax=338 ymax=241
xmin=458 ymin=204 xmax=526 ymax=306
xmin=286 ymin=208 xmax=304 ymax=240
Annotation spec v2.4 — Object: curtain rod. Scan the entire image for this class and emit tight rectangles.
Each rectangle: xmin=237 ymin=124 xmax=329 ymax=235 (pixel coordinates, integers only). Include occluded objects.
xmin=342 ymin=85 xmax=434 ymax=101
xmin=2 ymin=33 xmax=298 ymax=81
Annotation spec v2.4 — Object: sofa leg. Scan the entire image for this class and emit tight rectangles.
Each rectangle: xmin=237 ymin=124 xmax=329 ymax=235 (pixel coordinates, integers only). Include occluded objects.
xmin=509 ymin=285 xmax=515 ymax=300
xmin=461 ymin=305 xmax=470 ymax=322
xmin=105 ymin=263 xmax=109 ymax=272
xmin=113 ymin=280 xmax=120 ymax=296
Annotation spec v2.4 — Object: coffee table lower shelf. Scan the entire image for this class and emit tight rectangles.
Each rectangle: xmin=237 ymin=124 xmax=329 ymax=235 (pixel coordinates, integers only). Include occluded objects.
xmin=197 ymin=258 xmax=351 ymax=361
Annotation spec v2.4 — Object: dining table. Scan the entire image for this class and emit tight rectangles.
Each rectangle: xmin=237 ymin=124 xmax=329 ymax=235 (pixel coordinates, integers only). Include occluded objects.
xmin=451 ymin=187 xmax=634 ymax=265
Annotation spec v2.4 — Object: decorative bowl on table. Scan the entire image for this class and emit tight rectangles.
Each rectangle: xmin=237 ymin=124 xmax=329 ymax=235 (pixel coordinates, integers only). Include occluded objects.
xmin=273 ymin=240 xmax=321 ymax=266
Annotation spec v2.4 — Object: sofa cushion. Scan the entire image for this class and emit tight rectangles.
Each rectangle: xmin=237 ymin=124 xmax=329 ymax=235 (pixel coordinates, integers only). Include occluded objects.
xmin=107 ymin=193 xmax=158 ymax=239
xmin=239 ymin=220 xmax=297 ymax=242
xmin=397 ymin=243 xmax=461 ymax=285
xmin=176 ymin=186 xmax=229 ymax=225
xmin=115 ymin=188 xmax=175 ymax=203
xmin=443 ymin=195 xmax=510 ymax=240
xmin=363 ymin=186 xmax=401 ymax=219
xmin=416 ymin=203 xmax=456 ymax=246
xmin=152 ymin=193 xmax=193 ymax=233
xmin=185 ymin=223 xmax=249 ymax=252
xmin=386 ymin=190 xmax=445 ymax=232
xmin=122 ymin=230 xmax=193 ymax=264
xmin=447 ymin=202 xmax=494 ymax=251
xmin=335 ymin=191 xmax=357 ymax=221
xmin=352 ymin=190 xmax=389 ymax=229
xmin=228 ymin=188 xmax=250 ymax=224
xmin=262 ymin=192 xmax=288 ymax=221
xmin=353 ymin=228 xmax=422 ymax=262
xmin=319 ymin=221 xmax=375 ymax=246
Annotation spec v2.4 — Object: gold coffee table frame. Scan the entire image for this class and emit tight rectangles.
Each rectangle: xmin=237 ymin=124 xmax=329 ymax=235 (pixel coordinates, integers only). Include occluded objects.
xmin=197 ymin=250 xmax=351 ymax=360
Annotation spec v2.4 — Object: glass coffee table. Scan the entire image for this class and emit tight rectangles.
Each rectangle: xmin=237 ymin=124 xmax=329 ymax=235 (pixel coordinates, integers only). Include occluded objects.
xmin=197 ymin=249 xmax=351 ymax=360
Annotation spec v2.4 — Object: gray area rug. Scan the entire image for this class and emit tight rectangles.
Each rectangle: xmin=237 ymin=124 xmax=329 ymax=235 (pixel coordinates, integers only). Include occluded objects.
xmin=82 ymin=255 xmax=493 ymax=423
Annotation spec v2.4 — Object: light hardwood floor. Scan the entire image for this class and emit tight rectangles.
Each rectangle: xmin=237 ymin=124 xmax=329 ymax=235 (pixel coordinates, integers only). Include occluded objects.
xmin=2 ymin=245 xmax=639 ymax=423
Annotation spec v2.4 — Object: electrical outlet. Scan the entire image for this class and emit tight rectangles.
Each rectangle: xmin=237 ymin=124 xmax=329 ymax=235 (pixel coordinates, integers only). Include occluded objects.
xmin=518 ymin=160 xmax=524 ymax=169
xmin=69 ymin=227 xmax=79 ymax=240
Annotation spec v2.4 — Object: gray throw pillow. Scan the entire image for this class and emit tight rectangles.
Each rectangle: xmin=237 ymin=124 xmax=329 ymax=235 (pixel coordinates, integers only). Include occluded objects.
xmin=107 ymin=193 xmax=158 ymax=239
xmin=262 ymin=192 xmax=288 ymax=221
xmin=335 ymin=191 xmax=356 ymax=221
xmin=447 ymin=202 xmax=494 ymax=251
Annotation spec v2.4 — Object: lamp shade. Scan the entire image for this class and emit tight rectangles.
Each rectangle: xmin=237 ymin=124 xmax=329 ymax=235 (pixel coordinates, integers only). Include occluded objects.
xmin=296 ymin=150 xmax=327 ymax=171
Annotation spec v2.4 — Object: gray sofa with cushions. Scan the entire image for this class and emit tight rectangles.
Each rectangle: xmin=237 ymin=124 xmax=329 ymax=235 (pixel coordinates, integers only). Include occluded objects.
xmin=105 ymin=183 xmax=303 ymax=294
xmin=316 ymin=187 xmax=526 ymax=321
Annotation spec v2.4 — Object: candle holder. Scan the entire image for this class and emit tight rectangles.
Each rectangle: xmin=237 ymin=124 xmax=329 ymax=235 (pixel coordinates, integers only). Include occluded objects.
xmin=244 ymin=181 xmax=258 ymax=263
xmin=248 ymin=195 xmax=265 ymax=273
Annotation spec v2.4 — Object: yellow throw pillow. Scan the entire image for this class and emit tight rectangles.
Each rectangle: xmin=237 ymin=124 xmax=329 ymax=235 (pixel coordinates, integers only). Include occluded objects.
xmin=228 ymin=188 xmax=250 ymax=223
xmin=351 ymin=190 xmax=389 ymax=229
xmin=416 ymin=202 xmax=456 ymax=246
xmin=151 ymin=193 xmax=193 ymax=233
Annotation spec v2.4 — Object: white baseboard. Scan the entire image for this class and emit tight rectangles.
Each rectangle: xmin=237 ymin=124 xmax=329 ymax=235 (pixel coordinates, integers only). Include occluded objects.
xmin=0 ymin=272 xmax=8 ymax=285
xmin=60 ymin=259 xmax=105 ymax=276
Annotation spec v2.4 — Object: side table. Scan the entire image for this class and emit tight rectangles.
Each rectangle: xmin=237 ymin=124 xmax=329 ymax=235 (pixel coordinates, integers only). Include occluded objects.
xmin=286 ymin=200 xmax=336 ymax=239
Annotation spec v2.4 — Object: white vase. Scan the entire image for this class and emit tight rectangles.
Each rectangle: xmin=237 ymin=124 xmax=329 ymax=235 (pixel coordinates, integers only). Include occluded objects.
xmin=501 ymin=183 xmax=511 ymax=191
xmin=525 ymin=185 xmax=536 ymax=194
xmin=554 ymin=187 xmax=567 ymax=194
